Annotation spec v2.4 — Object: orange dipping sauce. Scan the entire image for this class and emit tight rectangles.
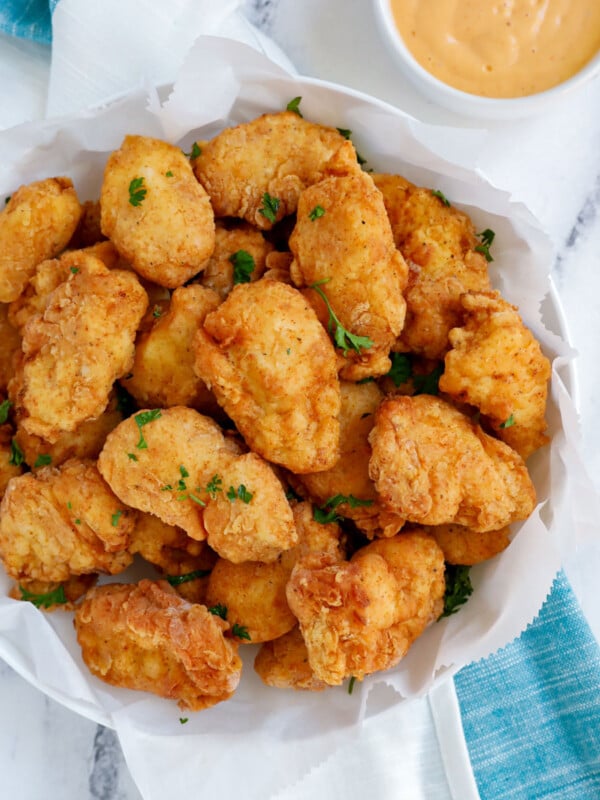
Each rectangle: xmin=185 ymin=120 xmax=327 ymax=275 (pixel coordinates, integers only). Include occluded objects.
xmin=390 ymin=0 xmax=600 ymax=98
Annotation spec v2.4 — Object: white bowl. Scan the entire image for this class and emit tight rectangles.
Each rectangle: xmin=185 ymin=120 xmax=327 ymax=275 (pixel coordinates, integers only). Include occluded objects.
xmin=373 ymin=0 xmax=600 ymax=120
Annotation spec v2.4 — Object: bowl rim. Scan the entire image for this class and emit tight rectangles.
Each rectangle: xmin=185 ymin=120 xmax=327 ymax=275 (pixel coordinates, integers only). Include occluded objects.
xmin=373 ymin=0 xmax=600 ymax=110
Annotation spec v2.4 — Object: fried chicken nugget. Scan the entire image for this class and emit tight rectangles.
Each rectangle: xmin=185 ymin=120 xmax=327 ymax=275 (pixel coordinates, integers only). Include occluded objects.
xmin=74 ymin=579 xmax=242 ymax=711
xmin=286 ymin=531 xmax=445 ymax=685
xmin=123 ymin=284 xmax=221 ymax=412
xmin=0 ymin=459 xmax=134 ymax=583
xmin=0 ymin=305 xmax=20 ymax=393
xmin=15 ymin=255 xmax=147 ymax=443
xmin=439 ymin=290 xmax=551 ymax=459
xmin=192 ymin=111 xmax=351 ymax=230
xmin=0 ymin=177 xmax=82 ymax=303
xmin=194 ymin=280 xmax=341 ymax=474
xmin=98 ymin=406 xmax=241 ymax=541
xmin=100 ymin=135 xmax=215 ymax=287
xmin=373 ymin=174 xmax=491 ymax=360
xmin=205 ymin=501 xmax=342 ymax=643
xmin=368 ymin=395 xmax=536 ymax=532
xmin=297 ymin=381 xmax=405 ymax=539
xmin=199 ymin=222 xmax=273 ymax=299
xmin=254 ymin=626 xmax=329 ymax=691
xmin=290 ymin=147 xmax=408 ymax=380
xmin=417 ymin=523 xmax=511 ymax=565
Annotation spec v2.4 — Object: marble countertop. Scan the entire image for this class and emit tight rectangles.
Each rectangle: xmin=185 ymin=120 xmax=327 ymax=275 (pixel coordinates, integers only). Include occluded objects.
xmin=1 ymin=1 xmax=599 ymax=797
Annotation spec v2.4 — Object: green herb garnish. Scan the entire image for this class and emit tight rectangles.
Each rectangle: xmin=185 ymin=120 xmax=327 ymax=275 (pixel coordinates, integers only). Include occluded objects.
xmin=413 ymin=363 xmax=444 ymax=396
xmin=134 ymin=409 xmax=162 ymax=449
xmin=499 ymin=413 xmax=516 ymax=429
xmin=152 ymin=306 xmax=163 ymax=318
xmin=19 ymin=584 xmax=67 ymax=609
xmin=259 ymin=192 xmax=280 ymax=224
xmin=475 ymin=228 xmax=495 ymax=262
xmin=111 ymin=510 xmax=123 ymax=527
xmin=309 ymin=279 xmax=374 ymax=356
xmin=179 ymin=717 xmax=189 ymax=724
xmin=440 ymin=565 xmax=473 ymax=618
xmin=208 ymin=603 xmax=228 ymax=620
xmin=348 ymin=676 xmax=357 ymax=695
xmin=432 ymin=189 xmax=450 ymax=207
xmin=229 ymin=250 xmax=255 ymax=285
xmin=127 ymin=452 xmax=138 ymax=461
xmin=336 ymin=128 xmax=352 ymax=139
xmin=386 ymin=353 xmax=413 ymax=387
xmin=309 ymin=205 xmax=325 ymax=221
xmin=189 ymin=142 xmax=202 ymax=160
xmin=8 ymin=439 xmax=24 ymax=467
xmin=0 ymin=398 xmax=12 ymax=424
xmin=166 ymin=569 xmax=212 ymax=586
xmin=226 ymin=484 xmax=253 ymax=504
xmin=231 ymin=623 xmax=251 ymax=641
xmin=313 ymin=494 xmax=373 ymax=524
xmin=34 ymin=454 xmax=52 ymax=468
xmin=286 ymin=96 xmax=303 ymax=116
xmin=70 ymin=266 xmax=79 ymax=275
xmin=165 ymin=171 xmax=174 ymax=177
xmin=285 ymin=486 xmax=302 ymax=502
xmin=128 ymin=177 xmax=147 ymax=207
xmin=205 ymin=474 xmax=223 ymax=498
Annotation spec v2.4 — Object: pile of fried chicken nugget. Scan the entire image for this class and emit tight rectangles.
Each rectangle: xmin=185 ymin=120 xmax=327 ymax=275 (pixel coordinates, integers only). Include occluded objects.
xmin=0 ymin=108 xmax=551 ymax=711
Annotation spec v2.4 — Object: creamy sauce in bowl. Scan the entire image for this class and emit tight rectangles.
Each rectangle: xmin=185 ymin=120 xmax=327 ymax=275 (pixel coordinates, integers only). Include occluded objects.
xmin=390 ymin=0 xmax=600 ymax=98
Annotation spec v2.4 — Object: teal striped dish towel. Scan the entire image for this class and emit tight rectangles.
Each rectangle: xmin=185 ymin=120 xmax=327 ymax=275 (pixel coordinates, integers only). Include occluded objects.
xmin=455 ymin=570 xmax=600 ymax=799
xmin=0 ymin=0 xmax=58 ymax=43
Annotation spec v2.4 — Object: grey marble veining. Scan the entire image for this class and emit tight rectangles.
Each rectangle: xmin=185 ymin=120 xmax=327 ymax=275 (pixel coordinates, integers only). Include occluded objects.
xmin=2 ymin=2 xmax=600 ymax=798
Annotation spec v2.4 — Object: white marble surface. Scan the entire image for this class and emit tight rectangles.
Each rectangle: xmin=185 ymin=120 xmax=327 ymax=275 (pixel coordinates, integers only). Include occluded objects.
xmin=1 ymin=1 xmax=599 ymax=798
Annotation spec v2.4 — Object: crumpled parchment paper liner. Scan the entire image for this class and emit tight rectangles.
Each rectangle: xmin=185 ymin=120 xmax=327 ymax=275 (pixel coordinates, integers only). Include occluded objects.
xmin=0 ymin=33 xmax=592 ymax=800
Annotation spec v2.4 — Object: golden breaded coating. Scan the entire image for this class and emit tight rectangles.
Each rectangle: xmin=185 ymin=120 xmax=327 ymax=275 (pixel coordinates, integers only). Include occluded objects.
xmin=205 ymin=557 xmax=296 ymax=644
xmin=418 ymin=522 xmax=511 ymax=565
xmin=254 ymin=626 xmax=329 ymax=691
xmin=11 ymin=573 xmax=98 ymax=610
xmin=129 ymin=512 xmax=206 ymax=573
xmin=124 ymin=284 xmax=221 ymax=412
xmin=12 ymin=390 xmax=122 ymax=471
xmin=14 ymin=256 xmax=147 ymax=443
xmin=373 ymin=173 xmax=491 ymax=360
xmin=0 ymin=425 xmax=23 ymax=499
xmin=199 ymin=222 xmax=273 ymax=299
xmin=0 ymin=459 xmax=134 ymax=583
xmin=440 ymin=290 xmax=551 ymax=459
xmin=74 ymin=579 xmax=242 ymax=710
xmin=297 ymin=381 xmax=405 ymax=539
xmin=0 ymin=177 xmax=82 ymax=303
xmin=194 ymin=280 xmax=341 ymax=474
xmin=286 ymin=500 xmax=345 ymax=563
xmin=0 ymin=305 xmax=20 ymax=393
xmin=100 ymin=135 xmax=215 ymax=287
xmin=202 ymin=452 xmax=297 ymax=563
xmin=290 ymin=151 xmax=408 ymax=381
xmin=98 ymin=406 xmax=241 ymax=541
xmin=286 ymin=531 xmax=445 ymax=685
xmin=192 ymin=111 xmax=351 ymax=230
xmin=368 ymin=395 xmax=536 ymax=532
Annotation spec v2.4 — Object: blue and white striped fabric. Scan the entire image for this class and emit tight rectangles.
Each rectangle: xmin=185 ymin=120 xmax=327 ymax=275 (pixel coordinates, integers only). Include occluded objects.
xmin=0 ymin=0 xmax=58 ymax=44
xmin=455 ymin=570 xmax=600 ymax=799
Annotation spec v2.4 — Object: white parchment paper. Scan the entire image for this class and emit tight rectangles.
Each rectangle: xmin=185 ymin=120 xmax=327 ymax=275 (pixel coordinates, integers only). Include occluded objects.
xmin=0 ymin=34 xmax=593 ymax=799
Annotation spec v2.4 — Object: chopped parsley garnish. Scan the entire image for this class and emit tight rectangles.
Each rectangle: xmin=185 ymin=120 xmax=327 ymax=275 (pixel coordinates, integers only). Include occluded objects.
xmin=499 ymin=413 xmax=516 ymax=429
xmin=8 ymin=439 xmax=24 ymax=467
xmin=475 ymin=228 xmax=495 ymax=262
xmin=152 ymin=305 xmax=163 ymax=318
xmin=178 ymin=464 xmax=189 ymax=487
xmin=259 ymin=192 xmax=280 ymax=224
xmin=413 ymin=363 xmax=444 ymax=396
xmin=432 ymin=189 xmax=450 ymax=207
xmin=440 ymin=565 xmax=473 ymax=618
xmin=190 ymin=142 xmax=202 ymax=160
xmin=309 ymin=205 xmax=325 ymax=221
xmin=34 ymin=454 xmax=52 ymax=468
xmin=161 ymin=484 xmax=173 ymax=491
xmin=226 ymin=484 xmax=253 ymax=504
xmin=229 ymin=250 xmax=255 ymax=285
xmin=74 ymin=518 xmax=81 ymax=525
xmin=165 ymin=170 xmax=174 ymax=177
xmin=128 ymin=177 xmax=147 ymax=207
xmin=309 ymin=279 xmax=374 ymax=356
xmin=19 ymin=584 xmax=67 ymax=609
xmin=134 ymin=409 xmax=162 ymax=449
xmin=231 ymin=623 xmax=251 ymax=641
xmin=286 ymin=96 xmax=303 ymax=116
xmin=0 ymin=398 xmax=12 ymax=424
xmin=188 ymin=493 xmax=206 ymax=507
xmin=67 ymin=501 xmax=72 ymax=509
xmin=348 ymin=676 xmax=357 ymax=695
xmin=336 ymin=128 xmax=352 ymax=139
xmin=166 ymin=569 xmax=212 ymax=586
xmin=127 ymin=452 xmax=138 ymax=461
xmin=208 ymin=603 xmax=228 ymax=620
xmin=285 ymin=486 xmax=302 ymax=502
xmin=179 ymin=717 xmax=189 ymax=724
xmin=111 ymin=510 xmax=123 ymax=527
xmin=70 ymin=266 xmax=79 ymax=275
xmin=386 ymin=353 xmax=413 ymax=387
xmin=5 ymin=196 xmax=10 ymax=204
xmin=205 ymin=474 xmax=223 ymax=498
xmin=313 ymin=494 xmax=374 ymax=524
